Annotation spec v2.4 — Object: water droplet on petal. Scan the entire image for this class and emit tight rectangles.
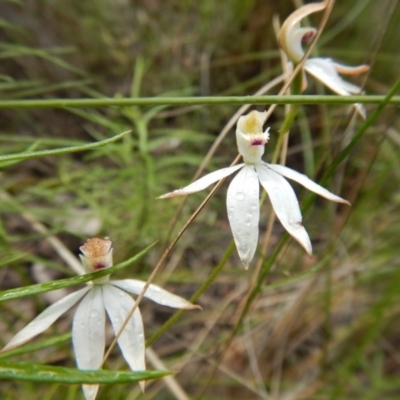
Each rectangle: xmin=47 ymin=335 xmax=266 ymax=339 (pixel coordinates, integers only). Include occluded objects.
xmin=90 ymin=310 xmax=99 ymax=318
xmin=235 ymin=192 xmax=245 ymax=201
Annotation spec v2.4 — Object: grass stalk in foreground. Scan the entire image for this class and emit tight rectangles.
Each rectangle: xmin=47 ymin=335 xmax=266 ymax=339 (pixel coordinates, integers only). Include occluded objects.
xmin=0 ymin=95 xmax=397 ymax=109
xmin=0 ymin=130 xmax=131 ymax=162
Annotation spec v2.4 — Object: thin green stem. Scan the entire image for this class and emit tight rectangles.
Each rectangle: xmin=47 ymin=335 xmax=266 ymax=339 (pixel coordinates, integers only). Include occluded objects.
xmin=0 ymin=95 xmax=397 ymax=109
xmin=0 ymin=130 xmax=131 ymax=162
xmin=271 ymin=104 xmax=299 ymax=163
xmin=271 ymin=66 xmax=302 ymax=163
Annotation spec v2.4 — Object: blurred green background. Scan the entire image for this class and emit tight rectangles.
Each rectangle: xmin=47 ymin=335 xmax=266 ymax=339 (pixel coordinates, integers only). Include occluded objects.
xmin=0 ymin=0 xmax=400 ymax=399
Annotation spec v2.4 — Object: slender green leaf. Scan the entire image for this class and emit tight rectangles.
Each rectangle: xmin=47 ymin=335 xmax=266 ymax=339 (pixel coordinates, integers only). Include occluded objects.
xmin=0 ymin=130 xmax=131 ymax=163
xmin=0 ymin=95 xmax=397 ymax=109
xmin=0 ymin=334 xmax=71 ymax=360
xmin=0 ymin=360 xmax=169 ymax=383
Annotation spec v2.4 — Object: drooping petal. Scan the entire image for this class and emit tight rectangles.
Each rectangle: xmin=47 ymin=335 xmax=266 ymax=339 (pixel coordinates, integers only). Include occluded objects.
xmin=2 ymin=287 xmax=90 ymax=352
xmin=304 ymin=58 xmax=367 ymax=118
xmin=158 ymin=164 xmax=244 ymax=198
xmin=227 ymin=165 xmax=260 ymax=269
xmin=300 ymin=66 xmax=308 ymax=93
xmin=331 ymin=61 xmax=369 ymax=76
xmin=111 ymin=280 xmax=200 ymax=310
xmin=102 ymin=284 xmax=146 ymax=391
xmin=72 ymin=286 xmax=105 ymax=400
xmin=266 ymin=164 xmax=350 ymax=205
xmin=304 ymin=58 xmax=363 ymax=95
xmin=256 ymin=164 xmax=312 ymax=255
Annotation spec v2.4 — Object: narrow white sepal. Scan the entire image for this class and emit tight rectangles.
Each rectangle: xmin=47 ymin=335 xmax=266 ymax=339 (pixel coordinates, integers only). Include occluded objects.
xmin=227 ymin=165 xmax=260 ymax=269
xmin=82 ymin=384 xmax=99 ymax=400
xmin=304 ymin=58 xmax=361 ymax=95
xmin=72 ymin=286 xmax=105 ymax=400
xmin=256 ymin=164 xmax=312 ymax=255
xmin=158 ymin=164 xmax=244 ymax=198
xmin=2 ymin=287 xmax=90 ymax=352
xmin=111 ymin=280 xmax=200 ymax=310
xmin=102 ymin=285 xmax=146 ymax=392
xmin=266 ymin=164 xmax=350 ymax=205
xmin=304 ymin=58 xmax=366 ymax=118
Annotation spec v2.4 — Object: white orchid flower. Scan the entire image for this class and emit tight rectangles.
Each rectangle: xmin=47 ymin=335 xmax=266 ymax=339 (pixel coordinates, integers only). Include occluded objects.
xmin=160 ymin=111 xmax=349 ymax=269
xmin=278 ymin=0 xmax=370 ymax=118
xmin=2 ymin=238 xmax=198 ymax=400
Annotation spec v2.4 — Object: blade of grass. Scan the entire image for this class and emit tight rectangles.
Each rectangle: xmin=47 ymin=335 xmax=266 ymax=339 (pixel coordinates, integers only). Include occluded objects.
xmin=0 ymin=360 xmax=169 ymax=384
xmin=0 ymin=130 xmax=131 ymax=163
xmin=0 ymin=95 xmax=397 ymax=109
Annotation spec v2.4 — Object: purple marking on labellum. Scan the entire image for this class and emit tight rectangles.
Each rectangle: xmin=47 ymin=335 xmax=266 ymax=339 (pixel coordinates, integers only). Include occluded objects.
xmin=302 ymin=31 xmax=316 ymax=42
xmin=93 ymin=262 xmax=106 ymax=270
xmin=251 ymin=139 xmax=263 ymax=146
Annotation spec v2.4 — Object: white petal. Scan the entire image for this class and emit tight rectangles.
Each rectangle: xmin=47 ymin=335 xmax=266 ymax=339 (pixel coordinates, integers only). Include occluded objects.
xmin=304 ymin=58 xmax=359 ymax=95
xmin=111 ymin=280 xmax=200 ymax=310
xmin=2 ymin=287 xmax=90 ymax=352
xmin=102 ymin=285 xmax=146 ymax=391
xmin=81 ymin=384 xmax=99 ymax=400
xmin=158 ymin=164 xmax=244 ymax=198
xmin=266 ymin=164 xmax=350 ymax=205
xmin=256 ymin=164 xmax=312 ymax=255
xmin=227 ymin=165 xmax=260 ymax=269
xmin=304 ymin=58 xmax=366 ymax=118
xmin=72 ymin=286 xmax=105 ymax=400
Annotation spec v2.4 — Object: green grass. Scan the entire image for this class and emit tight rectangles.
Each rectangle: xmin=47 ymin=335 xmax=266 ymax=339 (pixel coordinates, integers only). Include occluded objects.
xmin=0 ymin=0 xmax=400 ymax=399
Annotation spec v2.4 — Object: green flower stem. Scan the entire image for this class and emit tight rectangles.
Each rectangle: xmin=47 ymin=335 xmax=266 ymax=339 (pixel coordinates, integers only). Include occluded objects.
xmin=271 ymin=67 xmax=302 ymax=163
xmin=291 ymin=68 xmax=303 ymax=95
xmin=0 ymin=95 xmax=397 ymax=109
xmin=146 ymin=242 xmax=236 ymax=347
xmin=0 ymin=130 xmax=131 ymax=162
xmin=233 ymin=238 xmax=287 ymax=339
xmin=271 ymin=104 xmax=299 ymax=163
